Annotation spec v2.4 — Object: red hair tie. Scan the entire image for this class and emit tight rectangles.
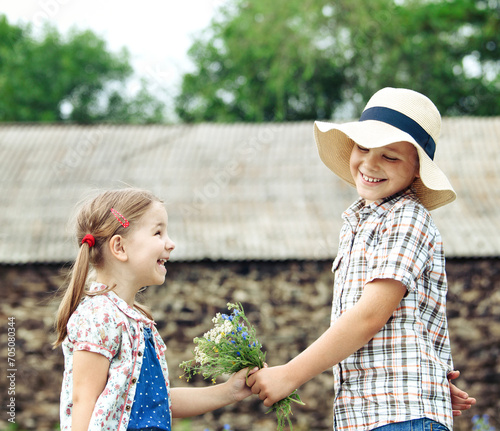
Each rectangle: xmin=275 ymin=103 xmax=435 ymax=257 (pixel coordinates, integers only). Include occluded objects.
xmin=110 ymin=208 xmax=129 ymax=228
xmin=81 ymin=234 xmax=96 ymax=248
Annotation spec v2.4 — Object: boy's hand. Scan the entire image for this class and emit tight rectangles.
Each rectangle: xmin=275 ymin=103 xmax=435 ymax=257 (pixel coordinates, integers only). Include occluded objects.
xmin=447 ymin=370 xmax=476 ymax=416
xmin=246 ymin=364 xmax=296 ymax=407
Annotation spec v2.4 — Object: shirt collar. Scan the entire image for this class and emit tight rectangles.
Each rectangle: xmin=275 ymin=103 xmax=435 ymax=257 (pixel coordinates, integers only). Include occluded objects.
xmin=343 ymin=187 xmax=419 ymax=224
xmin=88 ymin=282 xmax=156 ymax=327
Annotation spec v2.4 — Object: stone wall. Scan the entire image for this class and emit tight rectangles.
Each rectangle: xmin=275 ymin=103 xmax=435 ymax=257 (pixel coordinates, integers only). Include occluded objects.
xmin=1 ymin=260 xmax=499 ymax=431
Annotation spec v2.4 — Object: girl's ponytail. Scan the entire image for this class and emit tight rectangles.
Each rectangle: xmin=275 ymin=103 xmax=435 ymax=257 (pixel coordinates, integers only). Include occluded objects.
xmin=53 ymin=188 xmax=162 ymax=348
xmin=53 ymin=238 xmax=93 ymax=348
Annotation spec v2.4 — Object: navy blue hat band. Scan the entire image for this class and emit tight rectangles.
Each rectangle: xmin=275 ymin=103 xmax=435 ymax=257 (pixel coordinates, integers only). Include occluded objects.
xmin=359 ymin=106 xmax=436 ymax=159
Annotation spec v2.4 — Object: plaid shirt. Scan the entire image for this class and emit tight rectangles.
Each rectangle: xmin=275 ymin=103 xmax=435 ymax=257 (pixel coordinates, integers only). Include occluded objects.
xmin=331 ymin=189 xmax=453 ymax=430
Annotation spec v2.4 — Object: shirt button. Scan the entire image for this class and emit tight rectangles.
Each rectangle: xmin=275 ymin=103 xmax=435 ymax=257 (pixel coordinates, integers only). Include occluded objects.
xmin=125 ymin=405 xmax=131 ymax=411
xmin=131 ymin=378 xmax=137 ymax=384
xmin=138 ymin=352 xmax=142 ymax=357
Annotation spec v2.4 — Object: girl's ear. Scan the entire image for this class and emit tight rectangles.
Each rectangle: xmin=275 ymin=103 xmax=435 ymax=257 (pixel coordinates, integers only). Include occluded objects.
xmin=108 ymin=235 xmax=128 ymax=262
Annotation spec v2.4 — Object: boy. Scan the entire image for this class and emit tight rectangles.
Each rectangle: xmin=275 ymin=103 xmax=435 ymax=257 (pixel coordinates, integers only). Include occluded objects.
xmin=248 ymin=88 xmax=474 ymax=430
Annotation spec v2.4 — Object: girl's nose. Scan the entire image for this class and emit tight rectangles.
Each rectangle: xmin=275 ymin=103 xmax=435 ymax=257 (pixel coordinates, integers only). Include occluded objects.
xmin=165 ymin=237 xmax=175 ymax=251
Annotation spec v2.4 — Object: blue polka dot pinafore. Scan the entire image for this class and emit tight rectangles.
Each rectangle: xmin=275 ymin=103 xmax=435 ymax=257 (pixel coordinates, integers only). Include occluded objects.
xmin=128 ymin=327 xmax=171 ymax=430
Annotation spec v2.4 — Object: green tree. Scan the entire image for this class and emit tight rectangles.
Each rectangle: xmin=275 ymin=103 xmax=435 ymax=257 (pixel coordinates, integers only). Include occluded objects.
xmin=176 ymin=0 xmax=499 ymax=122
xmin=176 ymin=0 xmax=345 ymax=122
xmin=0 ymin=15 xmax=166 ymax=123
xmin=335 ymin=0 xmax=500 ymax=116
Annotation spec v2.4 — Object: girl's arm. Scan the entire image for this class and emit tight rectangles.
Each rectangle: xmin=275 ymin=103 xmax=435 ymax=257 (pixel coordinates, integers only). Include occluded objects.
xmin=72 ymin=350 xmax=110 ymax=431
xmin=247 ymin=278 xmax=406 ymax=406
xmin=171 ymin=367 xmax=256 ymax=418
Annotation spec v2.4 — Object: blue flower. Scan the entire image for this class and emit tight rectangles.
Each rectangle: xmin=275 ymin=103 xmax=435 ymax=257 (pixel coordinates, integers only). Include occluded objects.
xmin=242 ymin=331 xmax=248 ymax=340
xmin=222 ymin=314 xmax=229 ymax=320
xmin=224 ymin=425 xmax=232 ymax=430
xmin=472 ymin=414 xmax=495 ymax=431
xmin=237 ymin=351 xmax=241 ymax=356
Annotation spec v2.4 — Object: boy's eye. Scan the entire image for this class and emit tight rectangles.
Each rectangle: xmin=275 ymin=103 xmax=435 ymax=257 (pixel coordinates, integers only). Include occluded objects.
xmin=155 ymin=230 xmax=161 ymax=236
xmin=357 ymin=145 xmax=368 ymax=152
xmin=384 ymin=155 xmax=398 ymax=161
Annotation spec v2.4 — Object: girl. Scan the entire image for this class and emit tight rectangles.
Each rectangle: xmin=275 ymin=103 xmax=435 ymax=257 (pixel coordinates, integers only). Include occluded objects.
xmin=54 ymin=188 xmax=254 ymax=430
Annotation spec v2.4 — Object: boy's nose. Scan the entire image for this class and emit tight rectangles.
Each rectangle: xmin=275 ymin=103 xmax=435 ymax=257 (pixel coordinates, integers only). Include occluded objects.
xmin=363 ymin=153 xmax=379 ymax=170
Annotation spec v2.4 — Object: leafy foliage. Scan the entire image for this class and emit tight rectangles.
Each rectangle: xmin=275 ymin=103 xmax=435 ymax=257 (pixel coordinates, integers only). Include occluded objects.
xmin=176 ymin=0 xmax=344 ymax=122
xmin=176 ymin=0 xmax=500 ymax=121
xmin=0 ymin=15 xmax=166 ymax=123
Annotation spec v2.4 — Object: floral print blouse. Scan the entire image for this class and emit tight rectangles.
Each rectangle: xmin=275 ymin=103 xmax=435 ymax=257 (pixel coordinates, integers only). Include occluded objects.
xmin=60 ymin=282 xmax=171 ymax=430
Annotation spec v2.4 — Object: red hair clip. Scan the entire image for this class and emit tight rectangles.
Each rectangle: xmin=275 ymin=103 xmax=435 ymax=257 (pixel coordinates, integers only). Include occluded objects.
xmin=81 ymin=234 xmax=96 ymax=248
xmin=110 ymin=208 xmax=129 ymax=228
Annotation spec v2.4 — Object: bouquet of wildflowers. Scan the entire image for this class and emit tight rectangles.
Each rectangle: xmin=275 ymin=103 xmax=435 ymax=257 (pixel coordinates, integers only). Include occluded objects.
xmin=180 ymin=302 xmax=304 ymax=430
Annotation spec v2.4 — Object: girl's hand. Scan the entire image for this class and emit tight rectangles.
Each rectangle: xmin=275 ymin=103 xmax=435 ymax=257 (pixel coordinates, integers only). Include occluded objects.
xmin=226 ymin=367 xmax=259 ymax=402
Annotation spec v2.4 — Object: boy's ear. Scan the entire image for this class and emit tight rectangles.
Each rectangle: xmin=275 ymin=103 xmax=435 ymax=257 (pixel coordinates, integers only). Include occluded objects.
xmin=108 ymin=235 xmax=128 ymax=262
xmin=414 ymin=160 xmax=421 ymax=179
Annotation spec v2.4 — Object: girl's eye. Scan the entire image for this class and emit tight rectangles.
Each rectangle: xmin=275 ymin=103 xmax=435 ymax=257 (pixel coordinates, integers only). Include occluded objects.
xmin=357 ymin=145 xmax=368 ymax=152
xmin=155 ymin=231 xmax=161 ymax=236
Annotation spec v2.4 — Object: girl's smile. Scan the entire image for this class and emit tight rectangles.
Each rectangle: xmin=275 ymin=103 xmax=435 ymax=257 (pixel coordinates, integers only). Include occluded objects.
xmin=122 ymin=201 xmax=175 ymax=290
xmin=157 ymin=257 xmax=169 ymax=276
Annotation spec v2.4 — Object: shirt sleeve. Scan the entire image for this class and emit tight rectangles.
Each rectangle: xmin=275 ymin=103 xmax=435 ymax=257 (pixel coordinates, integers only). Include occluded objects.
xmin=367 ymin=202 xmax=435 ymax=293
xmin=66 ymin=296 xmax=121 ymax=361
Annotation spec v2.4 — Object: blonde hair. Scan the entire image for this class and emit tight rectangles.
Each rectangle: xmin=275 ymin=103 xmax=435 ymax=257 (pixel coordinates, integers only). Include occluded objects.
xmin=53 ymin=187 xmax=162 ymax=347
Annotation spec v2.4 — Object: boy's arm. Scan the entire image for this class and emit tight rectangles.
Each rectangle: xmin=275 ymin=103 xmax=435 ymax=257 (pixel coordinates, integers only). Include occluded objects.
xmin=248 ymin=278 xmax=406 ymax=406
xmin=72 ymin=350 xmax=110 ymax=431
xmin=171 ymin=367 xmax=256 ymax=418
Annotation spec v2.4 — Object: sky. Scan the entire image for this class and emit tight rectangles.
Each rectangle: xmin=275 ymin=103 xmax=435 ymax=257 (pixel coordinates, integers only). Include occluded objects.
xmin=0 ymin=0 xmax=227 ymax=117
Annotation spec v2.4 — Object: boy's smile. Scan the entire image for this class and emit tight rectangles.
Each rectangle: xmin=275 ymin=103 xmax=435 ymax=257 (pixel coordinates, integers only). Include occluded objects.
xmin=350 ymin=141 xmax=420 ymax=206
xmin=361 ymin=173 xmax=384 ymax=183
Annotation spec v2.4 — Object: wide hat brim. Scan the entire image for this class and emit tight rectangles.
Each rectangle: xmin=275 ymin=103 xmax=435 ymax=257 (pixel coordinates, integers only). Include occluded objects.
xmin=314 ymin=119 xmax=456 ymax=211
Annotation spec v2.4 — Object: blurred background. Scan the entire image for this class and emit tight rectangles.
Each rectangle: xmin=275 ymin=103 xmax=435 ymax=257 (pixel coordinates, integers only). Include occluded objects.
xmin=1 ymin=0 xmax=499 ymax=124
xmin=0 ymin=0 xmax=499 ymax=430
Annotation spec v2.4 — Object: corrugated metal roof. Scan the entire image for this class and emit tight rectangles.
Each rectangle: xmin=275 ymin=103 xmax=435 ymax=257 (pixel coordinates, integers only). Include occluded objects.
xmin=0 ymin=119 xmax=499 ymax=264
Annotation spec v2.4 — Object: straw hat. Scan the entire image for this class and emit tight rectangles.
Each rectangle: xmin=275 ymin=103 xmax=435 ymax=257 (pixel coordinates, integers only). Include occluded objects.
xmin=314 ymin=87 xmax=456 ymax=210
